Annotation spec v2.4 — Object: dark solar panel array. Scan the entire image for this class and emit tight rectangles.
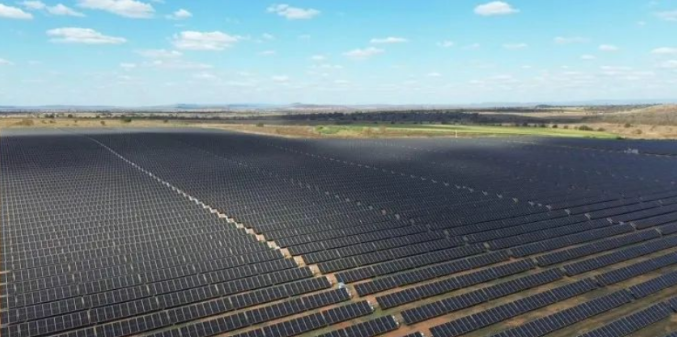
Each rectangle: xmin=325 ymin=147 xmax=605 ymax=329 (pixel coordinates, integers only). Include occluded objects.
xmin=2 ymin=128 xmax=677 ymax=337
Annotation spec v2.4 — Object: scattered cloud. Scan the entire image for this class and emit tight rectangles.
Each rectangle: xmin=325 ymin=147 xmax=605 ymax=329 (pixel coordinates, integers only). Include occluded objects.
xmin=193 ymin=72 xmax=217 ymax=80
xmin=370 ymin=37 xmax=408 ymax=44
xmin=660 ymin=60 xmax=677 ymax=69
xmin=120 ymin=62 xmax=136 ymax=69
xmin=77 ymin=0 xmax=154 ymax=19
xmin=22 ymin=2 xmax=84 ymax=16
xmin=0 ymin=58 xmax=13 ymax=65
xmin=48 ymin=4 xmax=85 ymax=16
xmin=297 ymin=34 xmax=311 ymax=40
xmin=437 ymin=40 xmax=455 ymax=48
xmin=0 ymin=3 xmax=33 ymax=19
xmin=258 ymin=50 xmax=276 ymax=56
xmin=271 ymin=75 xmax=289 ymax=82
xmin=463 ymin=43 xmax=481 ymax=50
xmin=554 ymin=36 xmax=588 ymax=44
xmin=310 ymin=54 xmax=326 ymax=61
xmin=47 ymin=27 xmax=126 ymax=44
xmin=656 ymin=10 xmax=677 ymax=21
xmin=311 ymin=63 xmax=342 ymax=70
xmin=427 ymin=72 xmax=442 ymax=77
xmin=581 ymin=54 xmax=596 ymax=60
xmin=262 ymin=33 xmax=275 ymax=40
xmin=148 ymin=59 xmax=211 ymax=70
xmin=599 ymin=44 xmax=619 ymax=52
xmin=171 ymin=31 xmax=241 ymax=51
xmin=267 ymin=4 xmax=319 ymax=20
xmin=344 ymin=47 xmax=384 ymax=60
xmin=137 ymin=49 xmax=182 ymax=58
xmin=651 ymin=47 xmax=677 ymax=55
xmin=503 ymin=43 xmax=528 ymax=50
xmin=474 ymin=1 xmax=519 ymax=16
xmin=166 ymin=8 xmax=191 ymax=20
xmin=20 ymin=1 xmax=45 ymax=10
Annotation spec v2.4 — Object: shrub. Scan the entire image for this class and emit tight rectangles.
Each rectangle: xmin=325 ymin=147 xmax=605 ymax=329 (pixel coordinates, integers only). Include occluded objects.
xmin=256 ymin=122 xmax=265 ymax=127
xmin=14 ymin=119 xmax=34 ymax=127
xmin=578 ymin=125 xmax=593 ymax=131
xmin=100 ymin=121 xmax=106 ymax=126
xmin=121 ymin=117 xmax=132 ymax=123
xmin=597 ymin=127 xmax=606 ymax=132
xmin=624 ymin=123 xmax=632 ymax=128
xmin=552 ymin=124 xmax=558 ymax=128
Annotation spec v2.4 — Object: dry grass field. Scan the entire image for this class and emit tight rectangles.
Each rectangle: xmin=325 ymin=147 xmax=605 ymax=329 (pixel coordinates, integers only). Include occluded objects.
xmin=2 ymin=104 xmax=677 ymax=140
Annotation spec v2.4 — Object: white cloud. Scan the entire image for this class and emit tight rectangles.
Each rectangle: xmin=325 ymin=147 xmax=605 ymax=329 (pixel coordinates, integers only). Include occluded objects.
xmin=171 ymin=31 xmax=241 ymax=51
xmin=311 ymin=63 xmax=342 ymax=70
xmin=437 ymin=40 xmax=454 ymax=48
xmin=554 ymin=36 xmax=588 ymax=44
xmin=427 ymin=72 xmax=442 ymax=77
xmin=258 ymin=50 xmax=276 ymax=56
xmin=651 ymin=47 xmax=677 ymax=55
xmin=474 ymin=1 xmax=518 ymax=16
xmin=503 ymin=43 xmax=528 ymax=50
xmin=120 ymin=62 xmax=136 ymax=69
xmin=271 ymin=75 xmax=289 ymax=82
xmin=599 ymin=44 xmax=619 ymax=52
xmin=262 ymin=33 xmax=275 ymax=40
xmin=311 ymin=54 xmax=326 ymax=61
xmin=149 ymin=59 xmax=211 ymax=70
xmin=193 ymin=72 xmax=217 ymax=80
xmin=656 ymin=10 xmax=677 ymax=21
xmin=47 ymin=27 xmax=126 ymax=44
xmin=660 ymin=60 xmax=677 ymax=69
xmin=140 ymin=54 xmax=212 ymax=71
xmin=20 ymin=1 xmax=46 ymax=10
xmin=344 ymin=47 xmax=384 ymax=60
xmin=370 ymin=37 xmax=408 ymax=44
xmin=137 ymin=49 xmax=182 ymax=58
xmin=0 ymin=58 xmax=13 ymax=65
xmin=267 ymin=4 xmax=319 ymax=20
xmin=0 ymin=3 xmax=33 ymax=19
xmin=463 ymin=43 xmax=481 ymax=50
xmin=21 ymin=1 xmax=84 ymax=16
xmin=77 ymin=0 xmax=154 ymax=18
xmin=166 ymin=8 xmax=191 ymax=20
xmin=48 ymin=4 xmax=85 ymax=16
xmin=581 ymin=54 xmax=596 ymax=60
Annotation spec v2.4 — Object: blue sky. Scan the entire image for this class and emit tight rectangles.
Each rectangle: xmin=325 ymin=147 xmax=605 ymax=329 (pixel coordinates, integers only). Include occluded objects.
xmin=1 ymin=0 xmax=677 ymax=106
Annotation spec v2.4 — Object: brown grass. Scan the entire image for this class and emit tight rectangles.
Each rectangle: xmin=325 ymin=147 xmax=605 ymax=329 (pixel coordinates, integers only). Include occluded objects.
xmin=3 ymin=115 xmax=677 ymax=140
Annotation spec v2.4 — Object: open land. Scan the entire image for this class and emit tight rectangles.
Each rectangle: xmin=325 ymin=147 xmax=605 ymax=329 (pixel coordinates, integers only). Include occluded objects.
xmin=2 ymin=103 xmax=677 ymax=139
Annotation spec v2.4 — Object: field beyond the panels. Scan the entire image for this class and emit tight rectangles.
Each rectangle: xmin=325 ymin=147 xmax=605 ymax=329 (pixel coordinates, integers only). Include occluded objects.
xmin=3 ymin=128 xmax=677 ymax=337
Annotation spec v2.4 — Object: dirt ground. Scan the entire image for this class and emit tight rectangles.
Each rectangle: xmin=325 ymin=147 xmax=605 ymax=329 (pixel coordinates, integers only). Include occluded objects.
xmin=3 ymin=114 xmax=677 ymax=140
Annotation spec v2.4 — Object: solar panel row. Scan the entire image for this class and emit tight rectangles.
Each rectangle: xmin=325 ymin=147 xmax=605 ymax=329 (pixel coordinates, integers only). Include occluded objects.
xmin=377 ymin=259 xmax=536 ymax=309
xmin=3 ymin=129 xmax=677 ymax=337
